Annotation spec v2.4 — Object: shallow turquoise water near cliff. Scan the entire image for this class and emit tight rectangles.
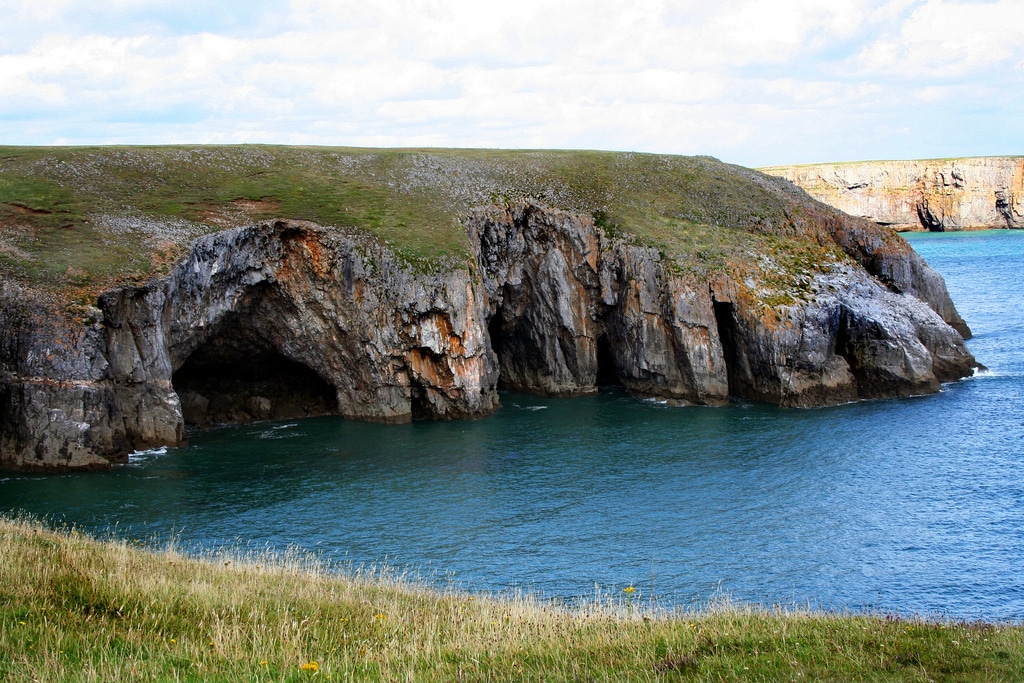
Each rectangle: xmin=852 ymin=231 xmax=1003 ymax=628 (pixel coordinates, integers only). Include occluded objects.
xmin=3 ymin=230 xmax=1023 ymax=620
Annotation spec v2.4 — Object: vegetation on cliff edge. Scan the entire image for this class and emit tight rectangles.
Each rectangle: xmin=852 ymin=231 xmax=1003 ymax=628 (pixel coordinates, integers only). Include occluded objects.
xmin=0 ymin=146 xmax=849 ymax=302
xmin=1 ymin=516 xmax=1022 ymax=682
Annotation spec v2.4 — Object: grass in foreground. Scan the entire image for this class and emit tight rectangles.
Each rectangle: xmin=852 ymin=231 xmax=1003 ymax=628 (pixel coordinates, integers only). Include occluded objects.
xmin=2 ymin=517 xmax=1021 ymax=682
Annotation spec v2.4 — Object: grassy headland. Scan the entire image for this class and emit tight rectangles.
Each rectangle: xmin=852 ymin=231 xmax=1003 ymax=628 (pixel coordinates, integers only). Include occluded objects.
xmin=1 ymin=517 xmax=1021 ymax=681
xmin=0 ymin=146 xmax=847 ymax=305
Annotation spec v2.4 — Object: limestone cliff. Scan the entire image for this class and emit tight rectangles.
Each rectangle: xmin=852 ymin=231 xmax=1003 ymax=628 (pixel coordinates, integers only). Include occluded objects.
xmin=763 ymin=157 xmax=1024 ymax=231
xmin=0 ymin=147 xmax=978 ymax=470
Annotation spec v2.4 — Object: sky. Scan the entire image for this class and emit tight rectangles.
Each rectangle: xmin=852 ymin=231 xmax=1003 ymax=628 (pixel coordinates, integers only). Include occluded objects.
xmin=1 ymin=0 xmax=1022 ymax=167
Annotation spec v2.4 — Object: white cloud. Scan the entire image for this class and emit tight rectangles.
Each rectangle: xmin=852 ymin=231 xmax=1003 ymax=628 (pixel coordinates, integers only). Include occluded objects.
xmin=853 ymin=0 xmax=1024 ymax=78
xmin=0 ymin=0 xmax=1021 ymax=165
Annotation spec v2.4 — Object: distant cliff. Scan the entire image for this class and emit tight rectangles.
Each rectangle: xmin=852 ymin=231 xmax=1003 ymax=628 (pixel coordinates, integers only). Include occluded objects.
xmin=763 ymin=157 xmax=1024 ymax=231
xmin=0 ymin=147 xmax=977 ymax=470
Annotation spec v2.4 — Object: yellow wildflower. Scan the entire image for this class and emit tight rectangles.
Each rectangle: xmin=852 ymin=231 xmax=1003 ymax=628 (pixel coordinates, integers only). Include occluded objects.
xmin=623 ymin=585 xmax=636 ymax=594
xmin=300 ymin=661 xmax=320 ymax=672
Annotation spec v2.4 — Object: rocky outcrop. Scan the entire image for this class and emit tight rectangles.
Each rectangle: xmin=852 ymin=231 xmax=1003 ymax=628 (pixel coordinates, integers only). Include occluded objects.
xmin=1 ymin=221 xmax=497 ymax=470
xmin=0 ymin=283 xmax=164 ymax=470
xmin=763 ymin=157 xmax=1024 ymax=231
xmin=472 ymin=204 xmax=730 ymax=404
xmin=823 ymin=213 xmax=971 ymax=338
xmin=472 ymin=202 xmax=974 ymax=409
xmin=1 ymin=202 xmax=978 ymax=471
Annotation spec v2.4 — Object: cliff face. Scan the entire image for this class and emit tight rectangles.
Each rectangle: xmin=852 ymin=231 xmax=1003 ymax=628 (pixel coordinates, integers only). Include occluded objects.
xmin=0 ymin=149 xmax=979 ymax=471
xmin=471 ymin=204 xmax=730 ymax=404
xmin=763 ymin=157 xmax=1024 ymax=231
xmin=472 ymin=202 xmax=973 ymax=408
xmin=1 ymin=221 xmax=498 ymax=469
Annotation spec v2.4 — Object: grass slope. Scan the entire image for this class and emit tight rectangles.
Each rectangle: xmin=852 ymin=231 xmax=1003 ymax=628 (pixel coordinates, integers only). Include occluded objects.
xmin=0 ymin=146 xmax=844 ymax=304
xmin=2 ymin=517 xmax=1022 ymax=682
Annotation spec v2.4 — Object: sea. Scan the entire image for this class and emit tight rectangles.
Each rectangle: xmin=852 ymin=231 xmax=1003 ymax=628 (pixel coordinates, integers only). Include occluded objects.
xmin=2 ymin=229 xmax=1022 ymax=620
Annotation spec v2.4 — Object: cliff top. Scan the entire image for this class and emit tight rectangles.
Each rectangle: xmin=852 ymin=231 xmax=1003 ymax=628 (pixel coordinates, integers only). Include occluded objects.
xmin=1 ymin=145 xmax=858 ymax=302
xmin=760 ymin=155 xmax=1024 ymax=171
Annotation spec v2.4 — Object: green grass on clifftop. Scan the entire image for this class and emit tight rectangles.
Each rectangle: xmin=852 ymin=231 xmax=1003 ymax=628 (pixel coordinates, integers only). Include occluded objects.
xmin=2 ymin=516 xmax=1022 ymax=682
xmin=0 ymin=146 xmax=845 ymax=300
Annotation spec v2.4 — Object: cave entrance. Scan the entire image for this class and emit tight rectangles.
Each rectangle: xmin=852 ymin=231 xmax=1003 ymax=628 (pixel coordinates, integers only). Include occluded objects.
xmin=489 ymin=313 xmax=623 ymax=391
xmin=487 ymin=314 xmax=511 ymax=390
xmin=595 ymin=334 xmax=620 ymax=386
xmin=409 ymin=384 xmax=431 ymax=421
xmin=713 ymin=300 xmax=747 ymax=398
xmin=172 ymin=318 xmax=337 ymax=426
xmin=487 ymin=315 xmax=505 ymax=363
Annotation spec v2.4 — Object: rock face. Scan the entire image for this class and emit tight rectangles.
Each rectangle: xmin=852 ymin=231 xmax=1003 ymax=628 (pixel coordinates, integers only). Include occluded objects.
xmin=471 ymin=204 xmax=729 ymax=404
xmin=472 ymin=202 xmax=974 ymax=409
xmin=763 ymin=157 xmax=1024 ymax=231
xmin=1 ymin=203 xmax=977 ymax=471
xmin=1 ymin=221 xmax=497 ymax=469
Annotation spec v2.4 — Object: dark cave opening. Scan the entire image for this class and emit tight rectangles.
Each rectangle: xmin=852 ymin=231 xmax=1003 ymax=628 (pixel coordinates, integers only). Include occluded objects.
xmin=595 ymin=334 xmax=620 ymax=386
xmin=409 ymin=384 xmax=431 ymax=421
xmin=487 ymin=314 xmax=505 ymax=357
xmin=172 ymin=321 xmax=337 ymax=426
xmin=487 ymin=314 xmax=510 ymax=389
xmin=833 ymin=306 xmax=873 ymax=396
xmin=488 ymin=312 xmax=624 ymax=392
xmin=712 ymin=300 xmax=745 ymax=398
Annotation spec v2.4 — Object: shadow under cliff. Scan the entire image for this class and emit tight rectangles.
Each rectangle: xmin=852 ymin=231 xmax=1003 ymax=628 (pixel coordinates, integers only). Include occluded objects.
xmin=172 ymin=312 xmax=338 ymax=426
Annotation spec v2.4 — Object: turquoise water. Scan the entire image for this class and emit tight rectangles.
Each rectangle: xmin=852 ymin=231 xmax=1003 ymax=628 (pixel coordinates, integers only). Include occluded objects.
xmin=3 ymin=230 xmax=1022 ymax=620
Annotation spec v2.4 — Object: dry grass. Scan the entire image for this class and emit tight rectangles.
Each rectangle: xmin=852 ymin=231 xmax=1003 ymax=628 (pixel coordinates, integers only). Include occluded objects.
xmin=2 ymin=516 xmax=1023 ymax=681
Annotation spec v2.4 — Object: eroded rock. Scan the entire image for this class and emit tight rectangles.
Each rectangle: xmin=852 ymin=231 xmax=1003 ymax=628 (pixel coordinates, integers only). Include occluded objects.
xmin=470 ymin=201 xmax=974 ymax=409
xmin=1 ymin=204 xmax=978 ymax=471
xmin=1 ymin=221 xmax=499 ymax=469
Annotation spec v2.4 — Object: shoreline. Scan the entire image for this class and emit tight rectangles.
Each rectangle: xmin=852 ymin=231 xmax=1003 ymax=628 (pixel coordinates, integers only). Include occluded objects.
xmin=3 ymin=516 xmax=1022 ymax=680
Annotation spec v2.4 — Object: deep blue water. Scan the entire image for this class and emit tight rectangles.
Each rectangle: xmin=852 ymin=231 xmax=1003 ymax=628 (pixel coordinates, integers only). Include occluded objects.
xmin=2 ymin=230 xmax=1022 ymax=620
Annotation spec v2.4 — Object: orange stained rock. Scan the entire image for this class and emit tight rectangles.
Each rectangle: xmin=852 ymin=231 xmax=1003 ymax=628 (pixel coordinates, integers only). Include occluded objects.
xmin=583 ymin=229 xmax=600 ymax=272
xmin=423 ymin=312 xmax=466 ymax=356
xmin=407 ymin=348 xmax=456 ymax=389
